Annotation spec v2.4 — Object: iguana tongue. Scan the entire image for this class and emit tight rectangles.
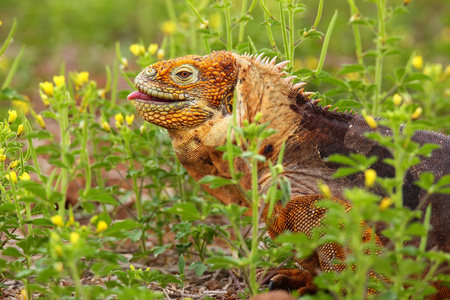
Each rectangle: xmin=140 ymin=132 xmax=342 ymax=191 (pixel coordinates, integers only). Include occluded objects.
xmin=127 ymin=91 xmax=153 ymax=101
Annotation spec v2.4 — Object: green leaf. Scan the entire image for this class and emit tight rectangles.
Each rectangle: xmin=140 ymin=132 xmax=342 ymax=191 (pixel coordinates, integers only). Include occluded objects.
xmin=167 ymin=203 xmax=203 ymax=221
xmin=18 ymin=181 xmax=47 ymax=199
xmin=333 ymin=167 xmax=360 ymax=178
xmin=325 ymin=154 xmax=358 ymax=166
xmin=190 ymin=261 xmax=208 ymax=276
xmin=405 ymin=73 xmax=432 ymax=82
xmin=206 ymin=256 xmax=243 ymax=269
xmin=104 ymin=219 xmax=141 ymax=235
xmin=337 ymin=64 xmax=365 ymax=74
xmin=178 ymin=254 xmax=185 ymax=275
xmin=26 ymin=218 xmax=52 ymax=226
xmin=199 ymin=175 xmax=233 ymax=189
xmin=2 ymin=247 xmax=23 ymax=258
xmin=81 ymin=188 xmax=116 ymax=205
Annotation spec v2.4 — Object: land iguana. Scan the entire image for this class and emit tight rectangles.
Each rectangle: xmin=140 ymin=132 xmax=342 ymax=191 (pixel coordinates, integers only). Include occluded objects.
xmin=127 ymin=51 xmax=450 ymax=298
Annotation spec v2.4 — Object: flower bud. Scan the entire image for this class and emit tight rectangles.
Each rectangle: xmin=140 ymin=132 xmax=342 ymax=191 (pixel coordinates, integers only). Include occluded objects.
xmin=16 ymin=124 xmax=24 ymax=137
xmin=379 ymin=197 xmax=393 ymax=211
xmin=51 ymin=215 xmax=64 ymax=227
xmin=101 ymin=121 xmax=111 ymax=132
xmin=364 ymin=169 xmax=377 ymax=188
xmin=8 ymin=110 xmax=17 ymax=124
xmin=96 ymin=220 xmax=108 ymax=233
xmin=70 ymin=232 xmax=80 ymax=244
xmin=411 ymin=107 xmax=422 ymax=120
xmin=39 ymin=81 xmax=54 ymax=96
xmin=53 ymin=75 xmax=65 ymax=87
xmin=364 ymin=115 xmax=377 ymax=129
xmin=148 ymin=43 xmax=158 ymax=55
xmin=125 ymin=114 xmax=134 ymax=126
xmin=36 ymin=114 xmax=46 ymax=129
xmin=412 ymin=55 xmax=423 ymax=70
xmin=392 ymin=93 xmax=402 ymax=106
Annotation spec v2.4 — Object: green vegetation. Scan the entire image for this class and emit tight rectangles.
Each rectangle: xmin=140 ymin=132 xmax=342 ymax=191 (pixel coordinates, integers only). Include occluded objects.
xmin=0 ymin=0 xmax=449 ymax=299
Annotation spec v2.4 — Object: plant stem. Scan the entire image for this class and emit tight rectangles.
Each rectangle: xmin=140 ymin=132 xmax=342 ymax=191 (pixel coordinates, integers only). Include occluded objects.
xmin=238 ymin=0 xmax=248 ymax=44
xmin=224 ymin=0 xmax=233 ymax=51
xmin=313 ymin=0 xmax=324 ymax=29
xmin=373 ymin=0 xmax=386 ymax=115
xmin=279 ymin=2 xmax=289 ymax=61
xmin=315 ymin=10 xmax=338 ymax=77
xmin=249 ymin=154 xmax=260 ymax=296
xmin=347 ymin=0 xmax=364 ymax=65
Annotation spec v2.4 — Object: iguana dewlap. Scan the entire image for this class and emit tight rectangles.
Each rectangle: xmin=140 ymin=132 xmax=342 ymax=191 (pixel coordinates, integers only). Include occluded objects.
xmin=128 ymin=51 xmax=450 ymax=298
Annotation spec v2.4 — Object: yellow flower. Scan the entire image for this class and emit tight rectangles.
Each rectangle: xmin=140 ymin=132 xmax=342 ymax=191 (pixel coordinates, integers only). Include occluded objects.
xmin=19 ymin=172 xmax=30 ymax=181
xmin=364 ymin=115 xmax=377 ymax=129
xmin=101 ymin=121 xmax=111 ymax=132
xmin=8 ymin=110 xmax=17 ymax=124
xmin=411 ymin=107 xmax=422 ymax=120
xmin=39 ymin=81 xmax=54 ymax=96
xmin=36 ymin=114 xmax=46 ymax=129
xmin=412 ymin=55 xmax=423 ymax=70
xmin=392 ymin=93 xmax=402 ymax=106
xmin=125 ymin=114 xmax=134 ymax=126
xmin=318 ymin=182 xmax=332 ymax=199
xmin=148 ymin=43 xmax=158 ymax=55
xmin=157 ymin=48 xmax=165 ymax=61
xmin=53 ymin=75 xmax=65 ymax=87
xmin=130 ymin=264 xmax=136 ymax=271
xmin=70 ymin=232 xmax=80 ymax=244
xmin=115 ymin=113 xmax=124 ymax=125
xmin=129 ymin=44 xmax=145 ymax=56
xmin=161 ymin=20 xmax=177 ymax=34
xmin=379 ymin=197 xmax=393 ymax=211
xmin=96 ymin=220 xmax=108 ymax=233
xmin=364 ymin=169 xmax=377 ymax=188
xmin=54 ymin=245 xmax=63 ymax=257
xmin=6 ymin=171 xmax=18 ymax=183
xmin=9 ymin=160 xmax=19 ymax=169
xmin=74 ymin=71 xmax=89 ymax=87
xmin=51 ymin=215 xmax=64 ymax=227
xmin=0 ymin=20 xmax=2 ymax=26
xmin=54 ymin=262 xmax=64 ymax=272
xmin=0 ymin=155 xmax=5 ymax=162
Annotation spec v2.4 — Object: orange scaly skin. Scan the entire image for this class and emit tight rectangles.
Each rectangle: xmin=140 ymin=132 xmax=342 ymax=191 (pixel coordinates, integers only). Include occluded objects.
xmin=128 ymin=51 xmax=450 ymax=298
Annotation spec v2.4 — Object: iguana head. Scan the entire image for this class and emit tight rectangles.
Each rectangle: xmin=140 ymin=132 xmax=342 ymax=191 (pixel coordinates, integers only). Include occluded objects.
xmin=127 ymin=51 xmax=237 ymax=130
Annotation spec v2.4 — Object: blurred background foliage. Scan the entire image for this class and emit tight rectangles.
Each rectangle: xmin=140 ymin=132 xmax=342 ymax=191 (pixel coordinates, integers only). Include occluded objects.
xmin=1 ymin=0 xmax=450 ymax=102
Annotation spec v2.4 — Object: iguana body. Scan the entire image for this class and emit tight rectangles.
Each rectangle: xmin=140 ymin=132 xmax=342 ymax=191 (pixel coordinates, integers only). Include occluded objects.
xmin=128 ymin=51 xmax=450 ymax=298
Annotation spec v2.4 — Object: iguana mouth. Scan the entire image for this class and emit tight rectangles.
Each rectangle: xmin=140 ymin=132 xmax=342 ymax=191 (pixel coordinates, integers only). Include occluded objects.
xmin=127 ymin=90 xmax=186 ymax=104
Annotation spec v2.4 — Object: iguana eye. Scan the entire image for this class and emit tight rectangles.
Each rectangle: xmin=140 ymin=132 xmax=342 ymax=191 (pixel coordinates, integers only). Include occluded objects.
xmin=171 ymin=64 xmax=198 ymax=85
xmin=176 ymin=71 xmax=192 ymax=79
